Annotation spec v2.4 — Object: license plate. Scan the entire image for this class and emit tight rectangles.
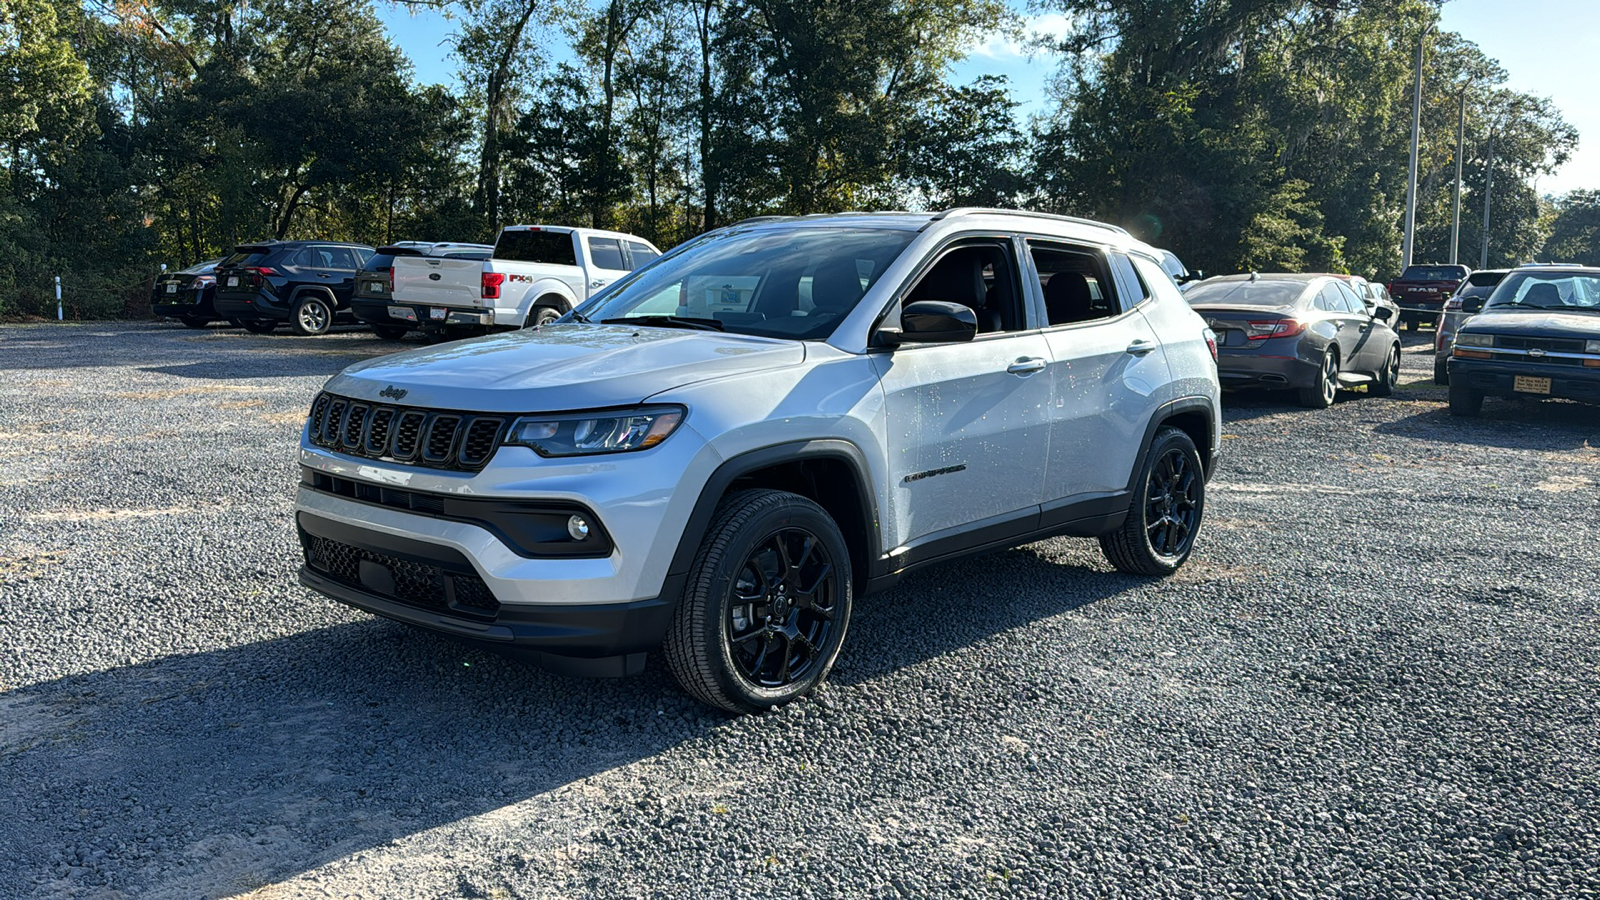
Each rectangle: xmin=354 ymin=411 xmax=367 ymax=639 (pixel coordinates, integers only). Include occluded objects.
xmin=165 ymin=283 xmax=177 ymax=294
xmin=1513 ymin=376 xmax=1551 ymax=395
xmin=430 ymin=307 xmax=447 ymax=320
xmin=227 ymin=276 xmax=239 ymax=287
xmin=388 ymin=305 xmax=417 ymax=322
xmin=368 ymin=281 xmax=386 ymax=293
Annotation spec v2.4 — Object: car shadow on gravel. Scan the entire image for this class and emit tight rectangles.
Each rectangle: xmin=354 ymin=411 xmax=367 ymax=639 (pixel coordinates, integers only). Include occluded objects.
xmin=0 ymin=622 xmax=719 ymax=897
xmin=830 ymin=548 xmax=1129 ymax=685
xmin=1373 ymin=401 xmax=1599 ymax=450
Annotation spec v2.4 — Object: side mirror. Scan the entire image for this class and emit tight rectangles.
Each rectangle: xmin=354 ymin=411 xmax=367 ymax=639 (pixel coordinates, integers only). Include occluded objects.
xmin=1463 ymin=297 xmax=1485 ymax=314
xmin=1371 ymin=305 xmax=1393 ymax=322
xmin=879 ymin=300 xmax=978 ymax=346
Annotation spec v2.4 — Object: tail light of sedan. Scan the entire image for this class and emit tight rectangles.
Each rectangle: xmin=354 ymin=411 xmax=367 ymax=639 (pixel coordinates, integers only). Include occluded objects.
xmin=1244 ymin=319 xmax=1306 ymax=341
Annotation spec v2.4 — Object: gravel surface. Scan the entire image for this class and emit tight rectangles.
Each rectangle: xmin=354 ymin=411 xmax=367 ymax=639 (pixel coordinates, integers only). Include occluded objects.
xmin=2 ymin=321 xmax=1598 ymax=898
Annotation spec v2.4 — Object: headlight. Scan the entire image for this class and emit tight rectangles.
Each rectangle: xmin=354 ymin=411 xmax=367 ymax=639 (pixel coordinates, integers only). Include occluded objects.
xmin=504 ymin=406 xmax=684 ymax=457
xmin=1587 ymin=339 xmax=1600 ymax=354
xmin=1456 ymin=332 xmax=1494 ymax=347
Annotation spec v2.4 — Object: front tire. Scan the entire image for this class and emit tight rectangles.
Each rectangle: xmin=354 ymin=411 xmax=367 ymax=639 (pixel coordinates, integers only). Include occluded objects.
xmin=372 ymin=324 xmax=410 ymax=341
xmin=292 ymin=296 xmax=334 ymax=336
xmin=1370 ymin=344 xmax=1400 ymax=397
xmin=1298 ymin=351 xmax=1339 ymax=409
xmin=1433 ymin=357 xmax=1449 ymax=385
xmin=1099 ymin=427 xmax=1205 ymax=576
xmin=1449 ymin=381 xmax=1484 ymax=417
xmin=664 ymin=489 xmax=852 ymax=714
xmin=240 ymin=319 xmax=277 ymax=334
xmin=180 ymin=316 xmax=210 ymax=329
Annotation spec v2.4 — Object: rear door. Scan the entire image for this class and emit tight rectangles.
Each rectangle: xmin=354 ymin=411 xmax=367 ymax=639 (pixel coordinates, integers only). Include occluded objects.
xmin=1031 ymin=242 xmax=1171 ymax=504
xmin=583 ymin=235 xmax=632 ymax=294
xmin=319 ymin=246 xmax=363 ymax=304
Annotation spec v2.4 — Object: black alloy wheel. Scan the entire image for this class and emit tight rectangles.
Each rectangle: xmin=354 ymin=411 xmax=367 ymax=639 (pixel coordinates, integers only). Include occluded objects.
xmin=1298 ymin=351 xmax=1339 ymax=409
xmin=1099 ymin=427 xmax=1206 ymax=576
xmin=1370 ymin=344 xmax=1400 ymax=397
xmin=664 ymin=489 xmax=853 ymax=713
xmin=726 ymin=528 xmax=840 ymax=689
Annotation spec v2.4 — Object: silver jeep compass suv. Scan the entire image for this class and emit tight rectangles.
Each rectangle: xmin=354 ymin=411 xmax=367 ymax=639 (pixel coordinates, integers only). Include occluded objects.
xmin=295 ymin=210 xmax=1222 ymax=712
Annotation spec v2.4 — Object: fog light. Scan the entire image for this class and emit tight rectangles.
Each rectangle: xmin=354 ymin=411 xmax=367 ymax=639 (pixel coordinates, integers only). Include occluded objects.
xmin=567 ymin=515 xmax=590 ymax=541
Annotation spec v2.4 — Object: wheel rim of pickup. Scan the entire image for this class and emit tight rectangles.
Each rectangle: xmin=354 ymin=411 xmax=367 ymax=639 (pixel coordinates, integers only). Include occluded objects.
xmin=726 ymin=527 xmax=837 ymax=688
xmin=1146 ymin=448 xmax=1200 ymax=559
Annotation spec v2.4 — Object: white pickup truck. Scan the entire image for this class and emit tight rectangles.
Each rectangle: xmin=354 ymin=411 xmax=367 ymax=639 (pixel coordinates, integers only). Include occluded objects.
xmin=384 ymin=225 xmax=662 ymax=334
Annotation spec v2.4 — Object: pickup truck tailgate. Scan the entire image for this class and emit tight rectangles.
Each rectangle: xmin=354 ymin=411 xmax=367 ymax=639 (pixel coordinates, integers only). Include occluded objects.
xmin=392 ymin=257 xmax=484 ymax=309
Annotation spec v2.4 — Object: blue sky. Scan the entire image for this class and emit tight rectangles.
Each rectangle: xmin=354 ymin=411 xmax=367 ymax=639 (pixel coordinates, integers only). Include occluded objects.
xmin=376 ymin=0 xmax=1596 ymax=194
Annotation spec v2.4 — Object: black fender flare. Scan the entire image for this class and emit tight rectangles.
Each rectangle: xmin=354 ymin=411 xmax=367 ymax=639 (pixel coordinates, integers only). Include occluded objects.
xmin=666 ymin=439 xmax=882 ymax=581
xmin=289 ymin=285 xmax=340 ymax=311
xmin=1126 ymin=397 xmax=1218 ymax=491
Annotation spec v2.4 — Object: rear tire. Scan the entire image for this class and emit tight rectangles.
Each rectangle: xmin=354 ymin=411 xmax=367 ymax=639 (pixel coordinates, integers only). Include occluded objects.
xmin=664 ymin=489 xmax=852 ymax=714
xmin=1448 ymin=382 xmax=1484 ymax=417
xmin=1298 ymin=351 xmax=1339 ymax=409
xmin=1099 ymin=427 xmax=1205 ymax=576
xmin=291 ymin=295 xmax=334 ymax=336
xmin=1370 ymin=344 xmax=1400 ymax=397
xmin=180 ymin=316 xmax=210 ymax=329
xmin=372 ymin=324 xmax=410 ymax=341
xmin=525 ymin=306 xmax=562 ymax=329
xmin=1433 ymin=357 xmax=1449 ymax=386
xmin=240 ymin=319 xmax=277 ymax=334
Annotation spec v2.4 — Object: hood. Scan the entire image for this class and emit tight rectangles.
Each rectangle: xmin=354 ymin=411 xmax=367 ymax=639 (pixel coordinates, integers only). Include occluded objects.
xmin=1462 ymin=309 xmax=1600 ymax=341
xmin=324 ymin=322 xmax=807 ymax=412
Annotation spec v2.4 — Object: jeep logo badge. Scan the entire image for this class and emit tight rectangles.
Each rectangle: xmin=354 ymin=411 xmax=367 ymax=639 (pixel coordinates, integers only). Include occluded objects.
xmin=379 ymin=385 xmax=408 ymax=401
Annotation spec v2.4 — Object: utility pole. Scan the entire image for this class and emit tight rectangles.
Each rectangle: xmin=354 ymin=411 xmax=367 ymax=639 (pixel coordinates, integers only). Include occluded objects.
xmin=1450 ymin=90 xmax=1465 ymax=265
xmin=1481 ymin=127 xmax=1496 ymax=269
xmin=1402 ymin=26 xmax=1432 ymax=271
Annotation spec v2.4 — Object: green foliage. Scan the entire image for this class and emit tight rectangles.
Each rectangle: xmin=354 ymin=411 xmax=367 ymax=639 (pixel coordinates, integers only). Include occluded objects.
xmin=1541 ymin=190 xmax=1600 ymax=267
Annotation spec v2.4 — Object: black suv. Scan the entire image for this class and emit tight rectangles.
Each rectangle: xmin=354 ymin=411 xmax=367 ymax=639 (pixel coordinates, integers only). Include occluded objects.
xmin=214 ymin=241 xmax=375 ymax=335
xmin=150 ymin=259 xmax=222 ymax=328
xmin=350 ymin=242 xmax=493 ymax=340
xmin=1448 ymin=265 xmax=1600 ymax=415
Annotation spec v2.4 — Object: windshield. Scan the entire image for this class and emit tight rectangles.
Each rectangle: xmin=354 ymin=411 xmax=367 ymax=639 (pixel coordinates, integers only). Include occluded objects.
xmin=1184 ymin=280 xmax=1309 ymax=308
xmin=1400 ymin=265 xmax=1468 ymax=281
xmin=179 ymin=259 xmax=219 ymax=275
xmin=577 ymin=227 xmax=917 ymax=340
xmin=219 ymin=250 xmax=272 ymax=267
xmin=1485 ymin=271 xmax=1600 ymax=311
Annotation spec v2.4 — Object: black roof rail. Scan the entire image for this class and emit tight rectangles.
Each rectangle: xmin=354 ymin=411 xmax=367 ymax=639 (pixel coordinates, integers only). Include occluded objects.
xmin=924 ymin=207 xmax=1131 ymax=236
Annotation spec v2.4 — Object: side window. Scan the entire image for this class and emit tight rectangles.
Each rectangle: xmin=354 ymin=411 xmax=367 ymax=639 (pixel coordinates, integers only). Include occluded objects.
xmin=587 ymin=237 xmax=627 ymax=271
xmin=1110 ymin=253 xmax=1149 ymax=307
xmin=326 ymin=248 xmax=360 ymax=270
xmin=286 ymin=248 xmax=314 ymax=268
xmin=625 ymin=241 xmax=659 ymax=270
xmin=1337 ymin=282 xmax=1365 ymax=313
xmin=1030 ymin=241 xmax=1119 ymax=326
xmin=1314 ymin=285 xmax=1341 ymax=312
xmin=1130 ymin=254 xmax=1188 ymax=307
xmin=901 ymin=242 xmax=1025 ymax=334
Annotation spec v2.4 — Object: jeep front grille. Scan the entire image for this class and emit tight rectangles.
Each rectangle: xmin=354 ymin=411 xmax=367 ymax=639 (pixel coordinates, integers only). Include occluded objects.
xmin=306 ymin=391 xmax=506 ymax=471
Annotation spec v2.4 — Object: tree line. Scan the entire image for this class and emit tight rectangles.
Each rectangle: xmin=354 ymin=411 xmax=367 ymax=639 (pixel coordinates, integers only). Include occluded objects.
xmin=1 ymin=0 xmax=1595 ymax=318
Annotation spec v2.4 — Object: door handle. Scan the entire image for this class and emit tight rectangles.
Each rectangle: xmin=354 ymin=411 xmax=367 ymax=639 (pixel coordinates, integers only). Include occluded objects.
xmin=1126 ymin=339 xmax=1156 ymax=355
xmin=1007 ymin=357 xmax=1046 ymax=376
xmin=589 ymin=280 xmax=606 ymax=288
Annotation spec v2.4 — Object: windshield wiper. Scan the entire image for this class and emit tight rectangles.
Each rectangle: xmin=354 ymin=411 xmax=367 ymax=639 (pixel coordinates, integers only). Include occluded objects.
xmin=568 ymin=310 xmax=591 ymax=323
xmin=1510 ymin=303 xmax=1598 ymax=312
xmin=601 ymin=315 xmax=725 ymax=332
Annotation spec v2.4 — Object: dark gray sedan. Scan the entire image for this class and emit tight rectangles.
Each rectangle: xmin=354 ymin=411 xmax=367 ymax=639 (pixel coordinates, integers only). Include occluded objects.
xmin=1186 ymin=273 xmax=1402 ymax=408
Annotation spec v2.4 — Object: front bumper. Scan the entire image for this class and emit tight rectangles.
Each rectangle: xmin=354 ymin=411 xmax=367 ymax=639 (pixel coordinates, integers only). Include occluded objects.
xmin=1448 ymin=357 xmax=1600 ymax=404
xmin=296 ymin=509 xmax=681 ymax=675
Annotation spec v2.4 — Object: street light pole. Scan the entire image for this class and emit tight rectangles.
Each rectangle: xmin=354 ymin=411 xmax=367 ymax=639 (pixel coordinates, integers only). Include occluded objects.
xmin=1481 ymin=126 xmax=1496 ymax=269
xmin=1401 ymin=25 xmax=1432 ymax=271
xmin=1450 ymin=89 xmax=1465 ymax=265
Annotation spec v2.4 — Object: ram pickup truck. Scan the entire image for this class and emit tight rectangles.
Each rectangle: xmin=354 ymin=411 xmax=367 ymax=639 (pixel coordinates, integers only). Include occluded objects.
xmin=1387 ymin=264 xmax=1470 ymax=331
xmin=382 ymin=225 xmax=662 ymax=335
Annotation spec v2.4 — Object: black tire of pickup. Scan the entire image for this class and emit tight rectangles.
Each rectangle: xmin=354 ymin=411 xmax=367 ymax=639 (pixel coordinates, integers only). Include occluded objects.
xmin=372 ymin=324 xmax=409 ymax=341
xmin=664 ymin=489 xmax=852 ymax=714
xmin=525 ymin=305 xmax=562 ymax=329
xmin=1099 ymin=427 xmax=1205 ymax=577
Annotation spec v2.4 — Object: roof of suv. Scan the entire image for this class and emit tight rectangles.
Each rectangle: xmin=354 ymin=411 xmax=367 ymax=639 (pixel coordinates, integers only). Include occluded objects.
xmin=233 ymin=240 xmax=374 ymax=251
xmin=717 ymin=209 xmax=1147 ymax=253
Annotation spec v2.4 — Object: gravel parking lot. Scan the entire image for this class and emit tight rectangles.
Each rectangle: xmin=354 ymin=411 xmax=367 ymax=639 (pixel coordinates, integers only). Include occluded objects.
xmin=2 ymin=321 xmax=1598 ymax=898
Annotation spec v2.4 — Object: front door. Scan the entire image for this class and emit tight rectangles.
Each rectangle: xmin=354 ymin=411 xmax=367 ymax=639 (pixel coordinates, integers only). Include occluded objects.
xmin=870 ymin=241 xmax=1053 ymax=558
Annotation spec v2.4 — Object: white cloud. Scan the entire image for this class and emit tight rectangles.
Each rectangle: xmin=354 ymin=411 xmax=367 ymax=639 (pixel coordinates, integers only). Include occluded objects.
xmin=968 ymin=12 xmax=1074 ymax=61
